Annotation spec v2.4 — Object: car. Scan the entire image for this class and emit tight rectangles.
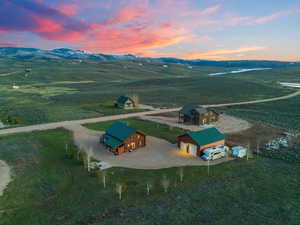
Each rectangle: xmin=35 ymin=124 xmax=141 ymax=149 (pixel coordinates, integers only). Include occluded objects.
xmin=201 ymin=146 xmax=228 ymax=161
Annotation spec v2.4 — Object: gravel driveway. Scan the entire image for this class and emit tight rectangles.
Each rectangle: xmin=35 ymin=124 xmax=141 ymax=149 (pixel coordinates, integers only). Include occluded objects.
xmin=139 ymin=114 xmax=252 ymax=133
xmin=66 ymin=125 xmax=234 ymax=170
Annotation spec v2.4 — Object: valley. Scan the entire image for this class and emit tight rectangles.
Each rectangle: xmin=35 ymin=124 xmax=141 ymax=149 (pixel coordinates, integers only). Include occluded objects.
xmin=0 ymin=54 xmax=298 ymax=127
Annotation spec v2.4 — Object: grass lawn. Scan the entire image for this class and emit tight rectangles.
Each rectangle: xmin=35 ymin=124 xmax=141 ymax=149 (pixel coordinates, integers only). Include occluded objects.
xmin=84 ymin=118 xmax=188 ymax=144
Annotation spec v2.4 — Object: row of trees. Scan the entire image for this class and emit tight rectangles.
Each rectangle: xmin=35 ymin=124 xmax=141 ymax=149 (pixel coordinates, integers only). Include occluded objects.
xmin=66 ymin=140 xmax=258 ymax=201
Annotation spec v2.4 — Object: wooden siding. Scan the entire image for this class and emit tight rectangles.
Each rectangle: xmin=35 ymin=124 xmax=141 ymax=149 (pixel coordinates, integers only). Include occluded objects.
xmin=179 ymin=110 xmax=219 ymax=125
xmin=178 ymin=134 xmax=225 ymax=156
xmin=112 ymin=131 xmax=146 ymax=155
xmin=177 ymin=135 xmax=197 ymax=147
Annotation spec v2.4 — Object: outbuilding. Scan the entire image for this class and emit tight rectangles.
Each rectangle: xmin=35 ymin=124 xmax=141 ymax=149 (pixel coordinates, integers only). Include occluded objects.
xmin=100 ymin=122 xmax=146 ymax=155
xmin=115 ymin=96 xmax=135 ymax=109
xmin=178 ymin=105 xmax=219 ymax=126
xmin=177 ymin=128 xmax=225 ymax=157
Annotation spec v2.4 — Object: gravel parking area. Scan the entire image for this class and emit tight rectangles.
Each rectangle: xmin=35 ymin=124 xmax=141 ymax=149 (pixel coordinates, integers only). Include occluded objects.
xmin=67 ymin=125 xmax=234 ymax=170
xmin=139 ymin=114 xmax=252 ymax=134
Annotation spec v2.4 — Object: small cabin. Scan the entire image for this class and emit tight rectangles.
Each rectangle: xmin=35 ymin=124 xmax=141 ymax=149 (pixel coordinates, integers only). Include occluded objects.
xmin=178 ymin=105 xmax=219 ymax=126
xmin=177 ymin=128 xmax=225 ymax=157
xmin=100 ymin=122 xmax=146 ymax=155
xmin=115 ymin=96 xmax=135 ymax=109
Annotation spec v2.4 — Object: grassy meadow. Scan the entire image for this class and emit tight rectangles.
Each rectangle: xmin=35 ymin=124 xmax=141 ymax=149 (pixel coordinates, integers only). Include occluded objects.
xmin=0 ymin=58 xmax=296 ymax=126
xmin=0 ymin=129 xmax=299 ymax=225
xmin=223 ymin=95 xmax=300 ymax=131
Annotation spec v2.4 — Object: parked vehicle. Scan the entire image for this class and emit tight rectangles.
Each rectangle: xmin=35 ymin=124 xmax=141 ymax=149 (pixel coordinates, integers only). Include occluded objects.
xmin=232 ymin=146 xmax=247 ymax=158
xmin=201 ymin=146 xmax=228 ymax=161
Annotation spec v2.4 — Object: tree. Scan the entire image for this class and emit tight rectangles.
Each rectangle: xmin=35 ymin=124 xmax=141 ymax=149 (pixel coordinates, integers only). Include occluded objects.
xmin=77 ymin=144 xmax=84 ymax=161
xmin=256 ymin=139 xmax=261 ymax=155
xmin=178 ymin=167 xmax=184 ymax=183
xmin=116 ymin=183 xmax=123 ymax=200
xmin=247 ymin=142 xmax=253 ymax=160
xmin=85 ymin=148 xmax=94 ymax=173
xmin=207 ymin=159 xmax=210 ymax=176
xmin=146 ymin=183 xmax=152 ymax=195
xmin=161 ymin=175 xmax=170 ymax=193
xmin=102 ymin=171 xmax=107 ymax=188
xmin=131 ymin=94 xmax=139 ymax=106
xmin=65 ymin=143 xmax=69 ymax=158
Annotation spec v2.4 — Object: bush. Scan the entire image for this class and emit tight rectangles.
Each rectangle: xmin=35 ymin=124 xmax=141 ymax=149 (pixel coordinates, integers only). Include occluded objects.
xmin=259 ymin=144 xmax=300 ymax=163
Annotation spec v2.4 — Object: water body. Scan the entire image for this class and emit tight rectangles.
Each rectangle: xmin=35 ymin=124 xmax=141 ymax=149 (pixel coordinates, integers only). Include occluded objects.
xmin=0 ymin=121 xmax=5 ymax=129
xmin=209 ymin=68 xmax=272 ymax=76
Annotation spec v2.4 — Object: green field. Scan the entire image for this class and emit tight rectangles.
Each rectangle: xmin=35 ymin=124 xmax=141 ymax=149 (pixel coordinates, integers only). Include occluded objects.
xmin=0 ymin=58 xmax=296 ymax=126
xmin=0 ymin=129 xmax=299 ymax=225
xmin=223 ymin=95 xmax=300 ymax=131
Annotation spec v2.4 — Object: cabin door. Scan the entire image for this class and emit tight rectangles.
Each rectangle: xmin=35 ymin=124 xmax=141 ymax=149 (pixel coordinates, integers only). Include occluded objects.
xmin=131 ymin=142 xmax=136 ymax=149
xmin=180 ymin=142 xmax=197 ymax=156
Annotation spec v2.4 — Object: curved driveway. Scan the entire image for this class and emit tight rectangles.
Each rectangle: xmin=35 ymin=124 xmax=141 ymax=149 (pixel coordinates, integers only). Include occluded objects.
xmin=0 ymin=90 xmax=299 ymax=136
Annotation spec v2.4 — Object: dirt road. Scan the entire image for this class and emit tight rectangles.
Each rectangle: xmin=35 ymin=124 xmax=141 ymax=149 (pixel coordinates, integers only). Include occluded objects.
xmin=0 ymin=90 xmax=299 ymax=136
xmin=203 ymin=90 xmax=300 ymax=107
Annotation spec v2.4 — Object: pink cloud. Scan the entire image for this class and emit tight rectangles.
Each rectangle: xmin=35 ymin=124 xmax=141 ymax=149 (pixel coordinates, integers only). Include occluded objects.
xmin=247 ymin=8 xmax=300 ymax=25
xmin=104 ymin=6 xmax=146 ymax=25
xmin=252 ymin=11 xmax=288 ymax=24
xmin=82 ymin=22 xmax=193 ymax=54
xmin=0 ymin=43 xmax=22 ymax=47
xmin=58 ymin=4 xmax=78 ymax=16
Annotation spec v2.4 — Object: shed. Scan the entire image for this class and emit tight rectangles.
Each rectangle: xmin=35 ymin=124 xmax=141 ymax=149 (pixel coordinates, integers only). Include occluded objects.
xmin=115 ymin=96 xmax=135 ymax=109
xmin=178 ymin=128 xmax=225 ymax=156
xmin=100 ymin=122 xmax=146 ymax=155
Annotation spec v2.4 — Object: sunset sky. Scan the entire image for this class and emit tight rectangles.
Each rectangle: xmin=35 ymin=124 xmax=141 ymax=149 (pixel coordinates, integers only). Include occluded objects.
xmin=1 ymin=0 xmax=299 ymax=61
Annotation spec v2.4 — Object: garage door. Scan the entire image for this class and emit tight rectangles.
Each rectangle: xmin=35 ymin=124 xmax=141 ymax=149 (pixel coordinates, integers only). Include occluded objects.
xmin=180 ymin=142 xmax=198 ymax=156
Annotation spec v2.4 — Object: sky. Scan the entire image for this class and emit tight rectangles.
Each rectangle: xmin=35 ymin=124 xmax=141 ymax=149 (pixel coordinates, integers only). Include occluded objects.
xmin=0 ymin=0 xmax=300 ymax=61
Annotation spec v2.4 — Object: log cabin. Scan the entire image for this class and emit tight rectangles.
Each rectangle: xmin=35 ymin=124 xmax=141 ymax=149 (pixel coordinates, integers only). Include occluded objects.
xmin=100 ymin=122 xmax=146 ymax=155
xmin=178 ymin=105 xmax=219 ymax=126
xmin=115 ymin=96 xmax=135 ymax=109
xmin=177 ymin=128 xmax=225 ymax=157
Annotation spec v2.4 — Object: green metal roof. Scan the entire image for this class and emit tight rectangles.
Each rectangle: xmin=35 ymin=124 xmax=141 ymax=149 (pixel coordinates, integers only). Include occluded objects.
xmin=103 ymin=134 xmax=123 ymax=148
xmin=187 ymin=128 xmax=224 ymax=146
xmin=105 ymin=122 xmax=136 ymax=142
xmin=179 ymin=105 xmax=207 ymax=116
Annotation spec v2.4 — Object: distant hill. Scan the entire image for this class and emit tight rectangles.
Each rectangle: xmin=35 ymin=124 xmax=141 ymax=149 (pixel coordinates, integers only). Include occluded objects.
xmin=0 ymin=47 xmax=138 ymax=61
xmin=0 ymin=47 xmax=299 ymax=68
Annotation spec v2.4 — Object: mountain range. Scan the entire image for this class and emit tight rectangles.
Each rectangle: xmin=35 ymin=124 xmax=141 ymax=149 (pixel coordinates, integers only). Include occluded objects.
xmin=0 ymin=47 xmax=299 ymax=68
